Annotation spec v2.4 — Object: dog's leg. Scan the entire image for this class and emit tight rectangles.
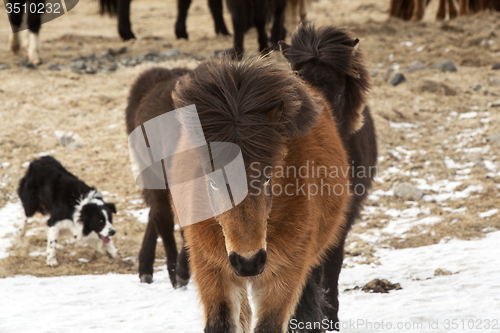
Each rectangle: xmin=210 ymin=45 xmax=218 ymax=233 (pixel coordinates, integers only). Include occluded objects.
xmin=46 ymin=225 xmax=59 ymax=267
xmin=103 ymin=239 xmax=119 ymax=258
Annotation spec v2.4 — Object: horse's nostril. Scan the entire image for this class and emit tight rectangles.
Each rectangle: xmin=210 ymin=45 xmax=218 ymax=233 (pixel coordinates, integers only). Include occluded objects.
xmin=228 ymin=249 xmax=267 ymax=277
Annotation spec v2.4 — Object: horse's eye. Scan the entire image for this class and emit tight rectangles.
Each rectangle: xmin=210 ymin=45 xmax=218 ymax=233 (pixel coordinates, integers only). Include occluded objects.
xmin=263 ymin=175 xmax=272 ymax=185
xmin=335 ymin=93 xmax=342 ymax=99
xmin=209 ymin=179 xmax=219 ymax=190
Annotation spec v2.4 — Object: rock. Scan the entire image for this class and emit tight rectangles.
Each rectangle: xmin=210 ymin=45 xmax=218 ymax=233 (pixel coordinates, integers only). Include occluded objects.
xmin=430 ymin=60 xmax=457 ymax=72
xmin=416 ymin=79 xmax=458 ymax=96
xmin=470 ymin=83 xmax=482 ymax=91
xmin=85 ymin=65 xmax=97 ymax=74
xmin=61 ymin=46 xmax=71 ymax=51
xmin=492 ymin=63 xmax=500 ymax=70
xmin=70 ymin=60 xmax=86 ymax=73
xmin=384 ymin=67 xmax=394 ymax=81
xmin=66 ymin=141 xmax=83 ymax=151
xmin=488 ymin=77 xmax=500 ymax=86
xmin=404 ymin=60 xmax=426 ymax=73
xmin=160 ymin=49 xmax=181 ymax=60
xmin=58 ymin=136 xmax=75 ymax=147
xmin=108 ymin=47 xmax=127 ymax=56
xmin=487 ymin=133 xmax=500 ymax=145
xmin=434 ymin=268 xmax=452 ymax=276
xmin=362 ymin=279 xmax=402 ymax=293
xmin=0 ymin=64 xmax=10 ymax=71
xmin=390 ymin=73 xmax=406 ymax=86
xmin=394 ymin=182 xmax=425 ymax=201
xmin=48 ymin=63 xmax=61 ymax=71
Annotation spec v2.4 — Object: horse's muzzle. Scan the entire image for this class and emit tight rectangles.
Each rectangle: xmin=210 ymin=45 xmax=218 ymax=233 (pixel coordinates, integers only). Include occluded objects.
xmin=229 ymin=249 xmax=267 ymax=277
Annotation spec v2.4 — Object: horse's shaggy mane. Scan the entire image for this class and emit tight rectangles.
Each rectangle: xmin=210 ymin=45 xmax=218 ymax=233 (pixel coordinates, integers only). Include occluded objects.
xmin=281 ymin=24 xmax=371 ymax=134
xmin=172 ymin=57 xmax=320 ymax=165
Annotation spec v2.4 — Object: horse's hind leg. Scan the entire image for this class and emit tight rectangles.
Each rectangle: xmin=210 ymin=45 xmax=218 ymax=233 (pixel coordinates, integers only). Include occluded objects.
xmin=208 ymin=0 xmax=230 ymax=36
xmin=289 ymin=275 xmax=328 ymax=332
xmin=253 ymin=0 xmax=269 ymax=54
xmin=175 ymin=230 xmax=190 ymax=286
xmin=138 ymin=218 xmax=159 ymax=283
xmin=7 ymin=0 xmax=23 ymax=54
xmin=299 ymin=0 xmax=308 ymax=25
xmin=448 ymin=0 xmax=458 ymax=18
xmin=436 ymin=0 xmax=447 ymax=19
xmin=26 ymin=0 xmax=43 ymax=65
xmin=175 ymin=0 xmax=191 ymax=39
xmin=117 ymin=0 xmax=135 ymax=40
xmin=459 ymin=0 xmax=469 ymax=15
xmin=269 ymin=0 xmax=287 ymax=49
xmin=411 ymin=0 xmax=426 ymax=21
xmin=153 ymin=205 xmax=179 ymax=288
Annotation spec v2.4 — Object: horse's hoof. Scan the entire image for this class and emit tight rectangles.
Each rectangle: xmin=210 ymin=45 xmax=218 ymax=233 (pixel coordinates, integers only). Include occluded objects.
xmin=120 ymin=31 xmax=136 ymax=41
xmin=140 ymin=274 xmax=153 ymax=284
xmin=175 ymin=27 xmax=189 ymax=40
xmin=176 ymin=274 xmax=189 ymax=287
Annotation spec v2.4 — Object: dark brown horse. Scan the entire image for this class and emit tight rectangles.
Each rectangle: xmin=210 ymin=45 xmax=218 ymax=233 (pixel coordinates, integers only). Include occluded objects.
xmin=281 ymin=25 xmax=378 ymax=328
xmin=126 ymin=55 xmax=352 ymax=332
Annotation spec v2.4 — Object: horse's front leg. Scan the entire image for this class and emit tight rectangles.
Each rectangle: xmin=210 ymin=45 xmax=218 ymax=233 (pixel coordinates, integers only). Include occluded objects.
xmin=196 ymin=264 xmax=249 ymax=333
xmin=252 ymin=269 xmax=306 ymax=333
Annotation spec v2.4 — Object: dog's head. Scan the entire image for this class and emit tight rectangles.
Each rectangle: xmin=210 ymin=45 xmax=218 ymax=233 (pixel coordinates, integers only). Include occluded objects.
xmin=74 ymin=191 xmax=117 ymax=244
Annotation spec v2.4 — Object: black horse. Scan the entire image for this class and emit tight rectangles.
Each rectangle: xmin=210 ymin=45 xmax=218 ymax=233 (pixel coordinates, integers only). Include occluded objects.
xmin=99 ymin=0 xmax=229 ymax=41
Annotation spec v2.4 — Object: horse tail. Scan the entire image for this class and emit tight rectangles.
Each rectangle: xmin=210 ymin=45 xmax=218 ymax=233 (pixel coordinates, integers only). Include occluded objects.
xmin=99 ymin=0 xmax=118 ymax=16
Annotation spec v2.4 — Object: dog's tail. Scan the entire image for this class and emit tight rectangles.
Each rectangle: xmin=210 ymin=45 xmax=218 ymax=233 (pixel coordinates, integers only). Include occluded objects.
xmin=280 ymin=24 xmax=370 ymax=134
xmin=99 ymin=0 xmax=118 ymax=16
xmin=17 ymin=172 xmax=40 ymax=218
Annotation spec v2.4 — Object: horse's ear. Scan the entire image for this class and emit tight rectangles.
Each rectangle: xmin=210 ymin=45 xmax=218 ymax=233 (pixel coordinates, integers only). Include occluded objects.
xmin=279 ymin=41 xmax=291 ymax=58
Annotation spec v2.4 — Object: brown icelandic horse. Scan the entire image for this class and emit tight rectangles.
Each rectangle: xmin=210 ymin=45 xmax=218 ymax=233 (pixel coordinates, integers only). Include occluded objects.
xmin=126 ymin=55 xmax=353 ymax=332
xmin=281 ymin=25 xmax=377 ymax=327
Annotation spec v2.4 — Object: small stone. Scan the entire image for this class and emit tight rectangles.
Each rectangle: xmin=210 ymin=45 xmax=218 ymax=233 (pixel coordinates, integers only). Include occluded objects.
xmin=1 ymin=162 xmax=10 ymax=169
xmin=394 ymin=182 xmax=425 ymax=201
xmin=66 ymin=142 xmax=83 ymax=151
xmin=390 ymin=73 xmax=406 ymax=86
xmin=430 ymin=60 xmax=457 ymax=72
xmin=108 ymin=46 xmax=127 ymax=56
xmin=492 ymin=63 xmax=500 ymax=70
xmin=58 ymin=136 xmax=75 ymax=147
xmin=404 ymin=60 xmax=426 ymax=73
xmin=70 ymin=60 xmax=86 ymax=73
xmin=470 ymin=83 xmax=482 ymax=91
xmin=488 ymin=77 xmax=500 ymax=86
xmin=48 ymin=63 xmax=61 ymax=71
xmin=85 ymin=65 xmax=97 ymax=74
xmin=61 ymin=46 xmax=71 ymax=51
xmin=0 ymin=63 xmax=10 ymax=71
xmin=434 ymin=268 xmax=452 ymax=276
xmin=362 ymin=279 xmax=402 ymax=293
xmin=487 ymin=133 xmax=500 ymax=145
xmin=384 ymin=67 xmax=394 ymax=81
xmin=417 ymin=79 xmax=458 ymax=96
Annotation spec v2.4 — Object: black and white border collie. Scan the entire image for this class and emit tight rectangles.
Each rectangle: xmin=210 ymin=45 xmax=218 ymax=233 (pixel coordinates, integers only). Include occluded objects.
xmin=17 ymin=156 xmax=118 ymax=266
